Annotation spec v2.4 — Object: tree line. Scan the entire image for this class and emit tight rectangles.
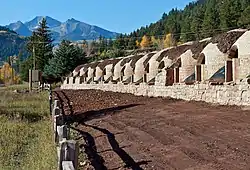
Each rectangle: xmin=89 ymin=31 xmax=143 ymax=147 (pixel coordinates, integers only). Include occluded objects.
xmin=77 ymin=0 xmax=250 ymax=61
xmin=4 ymin=0 xmax=250 ymax=83
xmin=128 ymin=0 xmax=250 ymax=42
xmin=20 ymin=18 xmax=86 ymax=82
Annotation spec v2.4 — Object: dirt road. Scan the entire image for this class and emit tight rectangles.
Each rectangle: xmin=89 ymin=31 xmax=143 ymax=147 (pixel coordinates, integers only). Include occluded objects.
xmin=54 ymin=89 xmax=250 ymax=170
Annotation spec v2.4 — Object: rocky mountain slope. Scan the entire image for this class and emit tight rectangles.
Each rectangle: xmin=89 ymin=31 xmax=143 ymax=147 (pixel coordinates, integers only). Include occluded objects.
xmin=6 ymin=16 xmax=119 ymax=43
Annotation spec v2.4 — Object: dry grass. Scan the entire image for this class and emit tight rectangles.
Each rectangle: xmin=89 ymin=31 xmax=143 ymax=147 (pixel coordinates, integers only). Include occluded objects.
xmin=0 ymin=84 xmax=57 ymax=170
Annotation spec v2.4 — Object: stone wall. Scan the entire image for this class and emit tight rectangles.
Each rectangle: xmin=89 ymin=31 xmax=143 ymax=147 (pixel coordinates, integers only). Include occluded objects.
xmin=65 ymin=30 xmax=250 ymax=107
xmin=61 ymin=76 xmax=250 ymax=106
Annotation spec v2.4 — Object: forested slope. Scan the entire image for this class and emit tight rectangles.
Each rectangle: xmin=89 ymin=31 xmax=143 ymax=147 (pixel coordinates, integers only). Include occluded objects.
xmin=0 ymin=26 xmax=28 ymax=64
xmin=128 ymin=0 xmax=250 ymax=42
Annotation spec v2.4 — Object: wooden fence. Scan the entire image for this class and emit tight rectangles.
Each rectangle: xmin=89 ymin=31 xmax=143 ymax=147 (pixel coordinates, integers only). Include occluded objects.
xmin=51 ymin=98 xmax=79 ymax=170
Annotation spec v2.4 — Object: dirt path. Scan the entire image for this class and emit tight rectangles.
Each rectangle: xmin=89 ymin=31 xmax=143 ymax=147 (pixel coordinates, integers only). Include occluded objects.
xmin=54 ymin=89 xmax=250 ymax=170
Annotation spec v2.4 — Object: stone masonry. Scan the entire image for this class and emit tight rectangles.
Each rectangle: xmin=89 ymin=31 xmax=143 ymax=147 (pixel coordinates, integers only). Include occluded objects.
xmin=61 ymin=77 xmax=250 ymax=106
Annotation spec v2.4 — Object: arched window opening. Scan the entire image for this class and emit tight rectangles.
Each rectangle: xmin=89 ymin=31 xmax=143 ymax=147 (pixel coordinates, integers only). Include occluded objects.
xmin=145 ymin=63 xmax=149 ymax=73
xmin=158 ymin=61 xmax=165 ymax=71
xmin=103 ymin=68 xmax=107 ymax=76
xmin=229 ymin=46 xmax=238 ymax=59
xmin=198 ymin=53 xmax=205 ymax=65
xmin=121 ymin=66 xmax=125 ymax=77
xmin=93 ymin=69 xmax=96 ymax=77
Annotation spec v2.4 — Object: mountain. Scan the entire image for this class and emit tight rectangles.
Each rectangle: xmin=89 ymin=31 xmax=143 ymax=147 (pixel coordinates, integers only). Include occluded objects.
xmin=6 ymin=16 xmax=119 ymax=43
xmin=57 ymin=18 xmax=118 ymax=41
xmin=0 ymin=26 xmax=28 ymax=64
xmin=7 ymin=21 xmax=32 ymax=36
xmin=25 ymin=16 xmax=61 ymax=31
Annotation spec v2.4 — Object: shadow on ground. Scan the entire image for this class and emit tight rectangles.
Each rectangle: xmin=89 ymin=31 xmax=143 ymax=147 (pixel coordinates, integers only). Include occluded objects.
xmin=54 ymin=90 xmax=150 ymax=169
xmin=83 ymin=123 xmax=151 ymax=170
xmin=66 ymin=104 xmax=140 ymax=125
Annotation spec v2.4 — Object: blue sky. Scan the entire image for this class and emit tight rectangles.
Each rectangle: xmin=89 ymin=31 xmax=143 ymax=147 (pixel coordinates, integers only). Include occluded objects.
xmin=1 ymin=0 xmax=193 ymax=33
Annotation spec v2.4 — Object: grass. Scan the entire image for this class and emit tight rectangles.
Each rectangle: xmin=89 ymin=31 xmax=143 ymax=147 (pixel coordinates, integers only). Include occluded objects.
xmin=0 ymin=84 xmax=57 ymax=170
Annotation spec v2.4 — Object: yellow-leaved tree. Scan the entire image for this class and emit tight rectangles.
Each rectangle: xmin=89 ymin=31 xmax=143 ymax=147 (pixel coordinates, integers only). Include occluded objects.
xmin=151 ymin=36 xmax=164 ymax=49
xmin=163 ymin=33 xmax=176 ymax=48
xmin=140 ymin=35 xmax=151 ymax=49
xmin=136 ymin=40 xmax=141 ymax=48
xmin=151 ymin=36 xmax=158 ymax=47
xmin=0 ymin=62 xmax=20 ymax=85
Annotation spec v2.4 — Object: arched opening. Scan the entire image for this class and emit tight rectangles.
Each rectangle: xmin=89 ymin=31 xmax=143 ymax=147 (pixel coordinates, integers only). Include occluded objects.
xmin=93 ymin=69 xmax=96 ymax=78
xmin=201 ymin=56 xmax=205 ymax=64
xmin=198 ymin=53 xmax=205 ymax=65
xmin=229 ymin=45 xmax=238 ymax=59
xmin=174 ymin=67 xmax=179 ymax=83
xmin=121 ymin=66 xmax=125 ymax=76
xmin=195 ymin=65 xmax=202 ymax=82
xmin=145 ymin=63 xmax=149 ymax=73
xmin=166 ymin=68 xmax=174 ymax=86
xmin=158 ymin=61 xmax=165 ymax=73
xmin=225 ymin=60 xmax=233 ymax=82
xmin=111 ymin=67 xmax=115 ymax=76
xmin=80 ymin=76 xmax=84 ymax=84
xmin=103 ymin=68 xmax=107 ymax=76
xmin=227 ymin=45 xmax=239 ymax=82
xmin=85 ymin=70 xmax=88 ymax=82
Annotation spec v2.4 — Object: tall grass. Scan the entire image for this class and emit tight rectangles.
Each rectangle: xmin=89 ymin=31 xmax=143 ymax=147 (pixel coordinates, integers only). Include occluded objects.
xmin=0 ymin=85 xmax=57 ymax=170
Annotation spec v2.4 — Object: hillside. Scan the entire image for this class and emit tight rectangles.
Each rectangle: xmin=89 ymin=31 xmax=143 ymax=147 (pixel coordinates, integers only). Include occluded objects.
xmin=0 ymin=27 xmax=28 ymax=64
xmin=129 ymin=0 xmax=250 ymax=42
xmin=6 ymin=16 xmax=119 ymax=43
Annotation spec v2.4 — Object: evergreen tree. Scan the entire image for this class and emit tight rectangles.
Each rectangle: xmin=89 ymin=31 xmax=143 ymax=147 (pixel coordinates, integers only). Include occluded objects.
xmin=26 ymin=18 xmax=54 ymax=71
xmin=202 ymin=0 xmax=220 ymax=37
xmin=128 ymin=37 xmax=137 ymax=50
xmin=43 ymin=40 xmax=86 ymax=81
xmin=127 ymin=0 xmax=250 ymax=43
xmin=220 ymin=0 xmax=242 ymax=29
xmin=181 ymin=17 xmax=194 ymax=42
xmin=20 ymin=56 xmax=33 ymax=82
xmin=108 ymin=38 xmax=114 ymax=49
xmin=164 ymin=8 xmax=182 ymax=41
xmin=238 ymin=6 xmax=250 ymax=28
xmin=191 ymin=5 xmax=205 ymax=40
xmin=113 ymin=34 xmax=125 ymax=49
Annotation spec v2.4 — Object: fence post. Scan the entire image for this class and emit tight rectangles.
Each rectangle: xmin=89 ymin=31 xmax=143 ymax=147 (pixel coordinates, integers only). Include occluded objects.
xmin=54 ymin=115 xmax=64 ymax=143
xmin=52 ymin=97 xmax=79 ymax=170
xmin=29 ymin=69 xmax=32 ymax=92
xmin=58 ymin=139 xmax=79 ymax=170
xmin=57 ymin=125 xmax=69 ymax=143
xmin=62 ymin=161 xmax=75 ymax=170
xmin=54 ymin=100 xmax=61 ymax=109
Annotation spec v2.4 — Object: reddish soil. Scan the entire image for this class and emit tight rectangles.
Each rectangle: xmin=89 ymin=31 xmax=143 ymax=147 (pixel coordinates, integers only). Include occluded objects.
xmin=54 ymin=89 xmax=250 ymax=170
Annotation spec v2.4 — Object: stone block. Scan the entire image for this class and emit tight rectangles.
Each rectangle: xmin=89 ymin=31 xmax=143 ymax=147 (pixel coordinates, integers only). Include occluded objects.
xmin=58 ymin=140 xmax=79 ymax=170
xmin=242 ymin=90 xmax=250 ymax=102
xmin=62 ymin=161 xmax=75 ymax=170
xmin=57 ymin=125 xmax=69 ymax=143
